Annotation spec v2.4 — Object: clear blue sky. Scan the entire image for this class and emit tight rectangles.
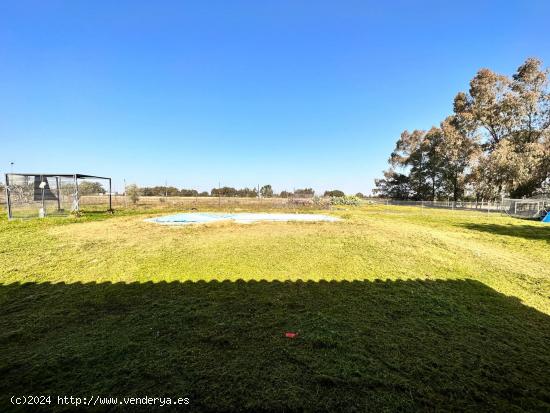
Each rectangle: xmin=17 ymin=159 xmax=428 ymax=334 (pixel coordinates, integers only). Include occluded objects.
xmin=1 ymin=1 xmax=549 ymax=194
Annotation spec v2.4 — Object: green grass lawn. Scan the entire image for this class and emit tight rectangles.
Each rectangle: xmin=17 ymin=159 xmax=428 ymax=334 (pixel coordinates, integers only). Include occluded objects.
xmin=1 ymin=205 xmax=549 ymax=411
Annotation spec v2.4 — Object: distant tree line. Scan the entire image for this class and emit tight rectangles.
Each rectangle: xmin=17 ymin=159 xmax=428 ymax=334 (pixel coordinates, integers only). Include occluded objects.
xmin=210 ymin=187 xmax=258 ymax=197
xmin=125 ymin=185 xmax=362 ymax=199
xmin=374 ymin=57 xmax=550 ymax=201
xmin=1 ymin=179 xmax=365 ymax=201
xmin=58 ymin=182 xmax=105 ymax=196
xmin=141 ymin=186 xmax=209 ymax=197
xmin=293 ymin=188 xmax=315 ymax=197
xmin=78 ymin=181 xmax=106 ymax=195
xmin=209 ymin=186 xmax=316 ymax=197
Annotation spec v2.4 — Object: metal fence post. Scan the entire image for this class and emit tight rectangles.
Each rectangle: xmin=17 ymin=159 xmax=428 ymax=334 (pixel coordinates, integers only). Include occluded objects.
xmin=74 ymin=174 xmax=79 ymax=213
xmin=56 ymin=176 xmax=61 ymax=212
xmin=108 ymin=178 xmax=113 ymax=212
xmin=40 ymin=175 xmax=46 ymax=217
xmin=5 ymin=173 xmax=12 ymax=220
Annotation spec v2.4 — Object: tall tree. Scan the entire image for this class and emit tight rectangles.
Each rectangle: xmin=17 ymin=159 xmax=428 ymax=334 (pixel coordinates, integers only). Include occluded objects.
xmin=453 ymin=58 xmax=550 ymax=198
xmin=373 ymin=169 xmax=410 ymax=199
xmin=453 ymin=69 xmax=516 ymax=150
xmin=390 ymin=130 xmax=432 ymax=200
xmin=424 ymin=127 xmax=446 ymax=200
xmin=260 ymin=185 xmax=274 ymax=198
xmin=512 ymin=58 xmax=550 ymax=144
xmin=507 ymin=58 xmax=550 ymax=197
xmin=439 ymin=117 xmax=479 ymax=201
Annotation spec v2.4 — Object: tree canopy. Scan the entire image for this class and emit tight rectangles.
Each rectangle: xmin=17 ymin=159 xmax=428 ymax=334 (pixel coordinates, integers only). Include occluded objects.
xmin=78 ymin=181 xmax=106 ymax=195
xmin=375 ymin=57 xmax=550 ymax=200
xmin=324 ymin=190 xmax=345 ymax=197
xmin=294 ymin=188 xmax=315 ymax=197
xmin=210 ymin=187 xmax=259 ymax=197
xmin=260 ymin=185 xmax=274 ymax=198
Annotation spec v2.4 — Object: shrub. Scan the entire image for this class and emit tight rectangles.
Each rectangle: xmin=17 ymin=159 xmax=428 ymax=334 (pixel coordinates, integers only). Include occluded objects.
xmin=287 ymin=198 xmax=314 ymax=206
xmin=313 ymin=196 xmax=331 ymax=209
xmin=126 ymin=184 xmax=141 ymax=204
xmin=330 ymin=195 xmax=361 ymax=206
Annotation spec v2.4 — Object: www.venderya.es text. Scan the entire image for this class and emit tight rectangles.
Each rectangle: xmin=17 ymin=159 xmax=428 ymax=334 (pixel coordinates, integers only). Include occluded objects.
xmin=11 ymin=395 xmax=190 ymax=407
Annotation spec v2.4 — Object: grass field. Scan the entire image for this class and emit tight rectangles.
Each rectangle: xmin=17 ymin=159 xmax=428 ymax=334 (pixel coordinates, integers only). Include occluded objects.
xmin=1 ymin=205 xmax=549 ymax=411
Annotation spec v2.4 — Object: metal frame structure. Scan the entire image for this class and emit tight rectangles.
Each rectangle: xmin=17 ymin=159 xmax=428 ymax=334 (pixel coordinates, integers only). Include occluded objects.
xmin=375 ymin=198 xmax=550 ymax=219
xmin=500 ymin=197 xmax=550 ymax=219
xmin=4 ymin=173 xmax=112 ymax=220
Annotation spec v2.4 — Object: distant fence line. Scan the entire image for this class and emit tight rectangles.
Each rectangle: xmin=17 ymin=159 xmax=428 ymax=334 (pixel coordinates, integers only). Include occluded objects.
xmin=85 ymin=195 xmax=291 ymax=207
xmin=71 ymin=195 xmax=550 ymax=218
xmin=0 ymin=194 xmax=325 ymax=216
xmin=371 ymin=198 xmax=550 ymax=219
xmin=63 ymin=195 xmax=332 ymax=211
xmin=3 ymin=192 xmax=548 ymax=220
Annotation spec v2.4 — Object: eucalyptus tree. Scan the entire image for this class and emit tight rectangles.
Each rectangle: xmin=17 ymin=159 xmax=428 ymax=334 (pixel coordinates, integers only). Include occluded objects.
xmin=375 ymin=57 xmax=549 ymax=200
xmin=438 ymin=117 xmax=480 ymax=201
xmin=389 ymin=130 xmax=432 ymax=200
xmin=373 ymin=169 xmax=411 ymax=199
xmin=453 ymin=58 xmax=550 ymax=198
xmin=453 ymin=68 xmax=516 ymax=150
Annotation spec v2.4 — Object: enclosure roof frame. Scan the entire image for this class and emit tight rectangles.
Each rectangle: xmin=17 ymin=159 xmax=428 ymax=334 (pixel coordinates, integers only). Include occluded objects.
xmin=6 ymin=173 xmax=111 ymax=180
xmin=4 ymin=172 xmax=113 ymax=220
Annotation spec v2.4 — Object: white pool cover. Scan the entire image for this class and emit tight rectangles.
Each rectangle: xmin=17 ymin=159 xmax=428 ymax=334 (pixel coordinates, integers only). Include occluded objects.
xmin=145 ymin=212 xmax=340 ymax=225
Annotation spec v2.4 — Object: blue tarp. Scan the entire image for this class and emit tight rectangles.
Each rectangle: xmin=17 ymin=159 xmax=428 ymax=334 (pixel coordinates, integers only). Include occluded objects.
xmin=145 ymin=212 xmax=340 ymax=225
xmin=542 ymin=212 xmax=550 ymax=223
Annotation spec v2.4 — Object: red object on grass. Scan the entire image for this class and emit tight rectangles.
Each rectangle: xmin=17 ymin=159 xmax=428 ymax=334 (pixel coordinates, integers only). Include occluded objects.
xmin=285 ymin=332 xmax=298 ymax=338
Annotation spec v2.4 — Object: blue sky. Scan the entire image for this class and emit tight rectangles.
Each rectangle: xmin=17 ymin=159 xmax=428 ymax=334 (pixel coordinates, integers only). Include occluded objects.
xmin=1 ymin=1 xmax=549 ymax=194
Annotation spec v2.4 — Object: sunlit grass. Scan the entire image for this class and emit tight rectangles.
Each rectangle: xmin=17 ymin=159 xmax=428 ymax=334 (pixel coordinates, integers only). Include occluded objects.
xmin=1 ymin=205 xmax=549 ymax=411
xmin=1 ymin=204 xmax=548 ymax=313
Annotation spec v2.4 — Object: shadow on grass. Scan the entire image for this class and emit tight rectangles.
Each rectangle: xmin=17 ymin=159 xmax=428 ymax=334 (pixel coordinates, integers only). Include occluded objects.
xmin=1 ymin=279 xmax=549 ymax=412
xmin=457 ymin=222 xmax=550 ymax=243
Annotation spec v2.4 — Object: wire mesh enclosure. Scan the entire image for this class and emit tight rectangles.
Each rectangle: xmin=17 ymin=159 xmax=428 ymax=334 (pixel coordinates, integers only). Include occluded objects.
xmin=372 ymin=198 xmax=550 ymax=218
xmin=4 ymin=173 xmax=112 ymax=219
xmin=500 ymin=198 xmax=550 ymax=219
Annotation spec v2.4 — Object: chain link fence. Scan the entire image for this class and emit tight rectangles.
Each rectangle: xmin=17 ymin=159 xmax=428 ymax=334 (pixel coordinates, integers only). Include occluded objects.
xmin=4 ymin=174 xmax=112 ymax=219
xmin=4 ymin=180 xmax=548 ymax=220
xmin=370 ymin=198 xmax=550 ymax=219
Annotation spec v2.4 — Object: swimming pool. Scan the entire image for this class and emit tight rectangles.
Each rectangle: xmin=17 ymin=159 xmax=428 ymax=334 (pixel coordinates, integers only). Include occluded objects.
xmin=145 ymin=212 xmax=340 ymax=225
